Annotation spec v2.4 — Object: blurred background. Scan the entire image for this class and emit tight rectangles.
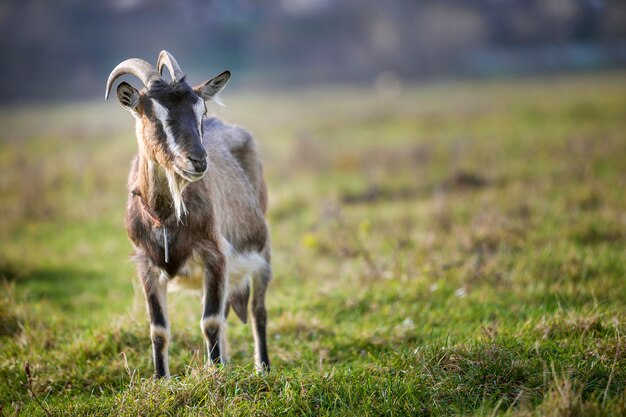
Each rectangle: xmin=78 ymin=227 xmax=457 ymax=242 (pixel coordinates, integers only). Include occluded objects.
xmin=1 ymin=0 xmax=625 ymax=102
xmin=1 ymin=1 xmax=626 ymax=414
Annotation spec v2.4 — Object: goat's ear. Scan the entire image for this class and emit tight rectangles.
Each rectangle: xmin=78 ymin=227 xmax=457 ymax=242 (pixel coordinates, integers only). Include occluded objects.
xmin=194 ymin=70 xmax=231 ymax=101
xmin=116 ymin=82 xmax=141 ymax=113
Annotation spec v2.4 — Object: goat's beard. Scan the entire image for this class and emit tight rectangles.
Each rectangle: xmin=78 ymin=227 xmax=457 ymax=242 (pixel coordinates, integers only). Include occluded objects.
xmin=165 ymin=168 xmax=189 ymax=222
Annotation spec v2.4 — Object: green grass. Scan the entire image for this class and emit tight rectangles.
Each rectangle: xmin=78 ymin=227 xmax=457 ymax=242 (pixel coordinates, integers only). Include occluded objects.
xmin=1 ymin=73 xmax=625 ymax=416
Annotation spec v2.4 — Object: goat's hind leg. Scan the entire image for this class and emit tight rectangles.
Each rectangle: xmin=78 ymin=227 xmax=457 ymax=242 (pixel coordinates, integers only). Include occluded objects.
xmin=201 ymin=251 xmax=228 ymax=366
xmin=251 ymin=264 xmax=271 ymax=372
xmin=139 ymin=265 xmax=170 ymax=378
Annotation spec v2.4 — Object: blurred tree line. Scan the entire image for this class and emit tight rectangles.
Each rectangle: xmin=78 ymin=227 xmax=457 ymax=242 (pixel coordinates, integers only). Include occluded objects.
xmin=0 ymin=0 xmax=624 ymax=102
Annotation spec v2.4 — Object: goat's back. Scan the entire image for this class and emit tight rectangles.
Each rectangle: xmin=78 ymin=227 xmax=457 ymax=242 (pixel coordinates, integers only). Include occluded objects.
xmin=201 ymin=117 xmax=268 ymax=253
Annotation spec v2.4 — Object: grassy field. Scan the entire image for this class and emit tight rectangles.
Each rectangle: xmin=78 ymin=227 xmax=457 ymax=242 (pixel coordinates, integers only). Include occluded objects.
xmin=0 ymin=73 xmax=625 ymax=416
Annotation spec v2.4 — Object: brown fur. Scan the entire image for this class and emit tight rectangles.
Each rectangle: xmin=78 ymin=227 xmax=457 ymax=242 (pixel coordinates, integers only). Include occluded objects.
xmin=110 ymin=57 xmax=271 ymax=375
xmin=126 ymin=116 xmax=269 ymax=276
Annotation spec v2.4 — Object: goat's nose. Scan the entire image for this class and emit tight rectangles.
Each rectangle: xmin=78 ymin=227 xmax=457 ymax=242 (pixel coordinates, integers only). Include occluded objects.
xmin=188 ymin=153 xmax=207 ymax=173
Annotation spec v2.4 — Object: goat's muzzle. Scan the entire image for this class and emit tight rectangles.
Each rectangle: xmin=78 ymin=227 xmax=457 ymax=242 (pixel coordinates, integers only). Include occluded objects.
xmin=174 ymin=151 xmax=208 ymax=182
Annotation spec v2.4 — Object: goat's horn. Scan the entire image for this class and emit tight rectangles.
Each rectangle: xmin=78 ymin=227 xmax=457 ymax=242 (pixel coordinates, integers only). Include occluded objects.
xmin=105 ymin=58 xmax=162 ymax=100
xmin=156 ymin=50 xmax=184 ymax=82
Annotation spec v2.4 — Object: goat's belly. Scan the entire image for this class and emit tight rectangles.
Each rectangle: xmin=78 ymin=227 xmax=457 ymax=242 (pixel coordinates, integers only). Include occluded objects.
xmin=168 ymin=253 xmax=204 ymax=292
xmin=168 ymin=250 xmax=266 ymax=294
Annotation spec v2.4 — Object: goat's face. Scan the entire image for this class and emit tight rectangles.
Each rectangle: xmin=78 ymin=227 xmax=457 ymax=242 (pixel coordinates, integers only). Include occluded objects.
xmin=115 ymin=72 xmax=230 ymax=182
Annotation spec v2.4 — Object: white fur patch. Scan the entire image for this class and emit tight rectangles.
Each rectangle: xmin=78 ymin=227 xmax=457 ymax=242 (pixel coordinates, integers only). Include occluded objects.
xmin=134 ymin=117 xmax=145 ymax=152
xmin=193 ymin=99 xmax=206 ymax=139
xmin=221 ymin=237 xmax=267 ymax=290
xmin=165 ymin=169 xmax=188 ymax=222
xmin=193 ymin=98 xmax=206 ymax=118
xmin=168 ymin=240 xmax=267 ymax=294
xmin=150 ymin=325 xmax=169 ymax=341
xmin=151 ymin=98 xmax=182 ymax=157
xmin=201 ymin=316 xmax=223 ymax=332
xmin=228 ymin=252 xmax=266 ymax=288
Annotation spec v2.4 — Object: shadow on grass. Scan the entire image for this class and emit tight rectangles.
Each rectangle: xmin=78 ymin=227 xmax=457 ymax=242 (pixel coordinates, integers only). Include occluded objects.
xmin=341 ymin=170 xmax=491 ymax=205
xmin=0 ymin=261 xmax=110 ymax=314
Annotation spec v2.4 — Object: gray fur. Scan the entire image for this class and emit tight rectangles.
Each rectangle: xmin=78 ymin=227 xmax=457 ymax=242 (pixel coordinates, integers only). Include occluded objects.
xmin=106 ymin=52 xmax=271 ymax=377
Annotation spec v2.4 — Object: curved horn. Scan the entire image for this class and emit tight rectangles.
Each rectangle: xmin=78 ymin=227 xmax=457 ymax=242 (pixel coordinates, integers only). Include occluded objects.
xmin=156 ymin=50 xmax=184 ymax=82
xmin=105 ymin=58 xmax=162 ymax=100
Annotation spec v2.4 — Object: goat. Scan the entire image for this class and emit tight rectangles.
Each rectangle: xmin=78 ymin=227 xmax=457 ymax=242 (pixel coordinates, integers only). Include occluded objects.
xmin=105 ymin=51 xmax=271 ymax=377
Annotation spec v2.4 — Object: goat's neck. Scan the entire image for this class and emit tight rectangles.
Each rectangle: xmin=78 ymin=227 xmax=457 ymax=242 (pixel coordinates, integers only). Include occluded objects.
xmin=135 ymin=154 xmax=176 ymax=223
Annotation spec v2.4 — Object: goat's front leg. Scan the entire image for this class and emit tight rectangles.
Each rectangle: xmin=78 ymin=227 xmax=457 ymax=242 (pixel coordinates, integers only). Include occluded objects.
xmin=200 ymin=250 xmax=227 ymax=366
xmin=139 ymin=263 xmax=170 ymax=378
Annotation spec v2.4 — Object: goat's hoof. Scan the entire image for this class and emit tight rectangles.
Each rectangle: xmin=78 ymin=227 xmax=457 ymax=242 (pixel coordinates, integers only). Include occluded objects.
xmin=205 ymin=364 xmax=222 ymax=375
xmin=255 ymin=364 xmax=270 ymax=374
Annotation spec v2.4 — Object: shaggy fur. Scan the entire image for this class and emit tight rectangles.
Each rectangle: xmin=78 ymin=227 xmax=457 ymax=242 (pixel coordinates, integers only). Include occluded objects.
xmin=108 ymin=57 xmax=272 ymax=377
